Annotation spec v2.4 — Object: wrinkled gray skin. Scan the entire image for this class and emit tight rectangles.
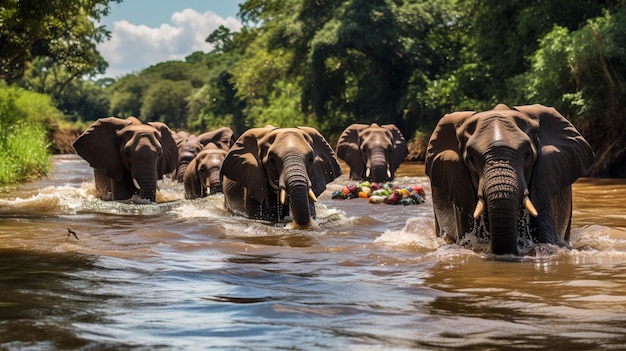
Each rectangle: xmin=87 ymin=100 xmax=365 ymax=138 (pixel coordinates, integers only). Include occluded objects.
xmin=425 ymin=104 xmax=594 ymax=255
xmin=171 ymin=127 xmax=234 ymax=182
xmin=221 ymin=126 xmax=342 ymax=227
xmin=183 ymin=143 xmax=227 ymax=199
xmin=73 ymin=117 xmax=178 ymax=202
xmin=336 ymin=123 xmax=408 ymax=182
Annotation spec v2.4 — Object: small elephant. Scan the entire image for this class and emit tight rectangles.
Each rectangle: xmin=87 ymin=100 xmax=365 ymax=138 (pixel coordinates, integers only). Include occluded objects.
xmin=171 ymin=127 xmax=234 ymax=182
xmin=336 ymin=123 xmax=408 ymax=182
xmin=183 ymin=143 xmax=227 ymax=199
xmin=425 ymin=104 xmax=594 ymax=255
xmin=73 ymin=116 xmax=178 ymax=202
xmin=221 ymin=126 xmax=342 ymax=227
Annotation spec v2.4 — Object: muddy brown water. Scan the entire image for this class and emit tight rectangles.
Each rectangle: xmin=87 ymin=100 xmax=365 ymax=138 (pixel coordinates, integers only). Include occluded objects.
xmin=1 ymin=154 xmax=626 ymax=350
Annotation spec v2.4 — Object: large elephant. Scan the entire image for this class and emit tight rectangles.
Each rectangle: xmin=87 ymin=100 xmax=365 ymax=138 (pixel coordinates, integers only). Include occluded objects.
xmin=171 ymin=127 xmax=234 ymax=182
xmin=221 ymin=126 xmax=342 ymax=227
xmin=336 ymin=123 xmax=408 ymax=182
xmin=425 ymin=104 xmax=594 ymax=255
xmin=73 ymin=116 xmax=178 ymax=202
xmin=183 ymin=143 xmax=227 ymax=199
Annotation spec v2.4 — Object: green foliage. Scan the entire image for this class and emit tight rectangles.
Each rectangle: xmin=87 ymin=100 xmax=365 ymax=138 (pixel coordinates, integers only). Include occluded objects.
xmin=5 ymin=0 xmax=623 ymax=179
xmin=0 ymin=84 xmax=56 ymax=184
xmin=141 ymin=80 xmax=193 ymax=129
xmin=0 ymin=0 xmax=120 ymax=81
xmin=107 ymin=59 xmax=210 ymax=126
xmin=507 ymin=6 xmax=626 ymax=176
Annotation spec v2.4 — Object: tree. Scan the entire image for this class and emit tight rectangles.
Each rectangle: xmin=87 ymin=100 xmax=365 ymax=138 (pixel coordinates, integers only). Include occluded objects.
xmin=454 ymin=0 xmax=614 ymax=102
xmin=0 ymin=0 xmax=121 ymax=82
xmin=141 ymin=80 xmax=193 ymax=129
xmin=513 ymin=7 xmax=626 ymax=177
xmin=108 ymin=74 xmax=148 ymax=118
xmin=234 ymin=0 xmax=455 ymax=141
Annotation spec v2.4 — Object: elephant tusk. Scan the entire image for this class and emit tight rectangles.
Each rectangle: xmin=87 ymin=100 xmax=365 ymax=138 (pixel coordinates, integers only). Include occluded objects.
xmin=133 ymin=178 xmax=140 ymax=189
xmin=473 ymin=198 xmax=485 ymax=219
xmin=387 ymin=169 xmax=392 ymax=179
xmin=308 ymin=188 xmax=317 ymax=202
xmin=523 ymin=196 xmax=539 ymax=217
xmin=280 ymin=188 xmax=287 ymax=205
xmin=365 ymin=168 xmax=371 ymax=178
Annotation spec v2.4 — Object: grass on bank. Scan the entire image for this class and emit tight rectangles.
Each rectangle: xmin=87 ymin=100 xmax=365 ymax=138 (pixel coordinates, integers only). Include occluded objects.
xmin=0 ymin=83 xmax=62 ymax=185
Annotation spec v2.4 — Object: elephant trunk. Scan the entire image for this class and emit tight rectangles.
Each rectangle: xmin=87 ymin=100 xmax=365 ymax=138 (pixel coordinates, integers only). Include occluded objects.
xmin=176 ymin=150 xmax=196 ymax=182
xmin=282 ymin=154 xmax=312 ymax=226
xmin=368 ymin=147 xmax=390 ymax=183
xmin=208 ymin=168 xmax=222 ymax=194
xmin=176 ymin=163 xmax=189 ymax=182
xmin=483 ymin=160 xmax=520 ymax=255
xmin=133 ymin=166 xmax=158 ymax=202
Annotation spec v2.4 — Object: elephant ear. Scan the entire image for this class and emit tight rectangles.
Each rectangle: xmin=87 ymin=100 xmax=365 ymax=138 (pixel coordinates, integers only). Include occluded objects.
xmin=425 ymin=111 xmax=477 ymax=215
xmin=221 ymin=127 xmax=274 ymax=201
xmin=196 ymin=127 xmax=235 ymax=152
xmin=514 ymin=104 xmax=594 ymax=210
xmin=381 ymin=124 xmax=409 ymax=173
xmin=72 ymin=117 xmax=133 ymax=181
xmin=172 ymin=130 xmax=191 ymax=146
xmin=147 ymin=122 xmax=178 ymax=178
xmin=336 ymin=124 xmax=368 ymax=178
xmin=298 ymin=126 xmax=343 ymax=196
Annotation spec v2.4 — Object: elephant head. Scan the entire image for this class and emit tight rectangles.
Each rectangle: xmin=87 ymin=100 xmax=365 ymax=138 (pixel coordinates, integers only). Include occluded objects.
xmin=425 ymin=104 xmax=594 ymax=255
xmin=171 ymin=127 xmax=234 ymax=182
xmin=73 ymin=116 xmax=178 ymax=202
xmin=336 ymin=123 xmax=408 ymax=182
xmin=183 ymin=143 xmax=227 ymax=199
xmin=221 ymin=126 xmax=342 ymax=227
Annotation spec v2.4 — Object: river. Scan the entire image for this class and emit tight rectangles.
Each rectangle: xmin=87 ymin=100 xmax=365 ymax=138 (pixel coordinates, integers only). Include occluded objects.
xmin=1 ymin=154 xmax=626 ymax=350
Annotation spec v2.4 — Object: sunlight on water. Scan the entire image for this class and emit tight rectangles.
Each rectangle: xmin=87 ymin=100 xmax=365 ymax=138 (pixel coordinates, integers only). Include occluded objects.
xmin=3 ymin=156 xmax=626 ymax=350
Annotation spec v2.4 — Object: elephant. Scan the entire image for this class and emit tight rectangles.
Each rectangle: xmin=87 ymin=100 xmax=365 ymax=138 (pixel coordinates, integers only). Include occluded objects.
xmin=171 ymin=127 xmax=234 ymax=182
xmin=183 ymin=143 xmax=227 ymax=199
xmin=336 ymin=123 xmax=408 ymax=182
xmin=72 ymin=116 xmax=178 ymax=202
xmin=221 ymin=126 xmax=342 ymax=227
xmin=425 ymin=104 xmax=594 ymax=255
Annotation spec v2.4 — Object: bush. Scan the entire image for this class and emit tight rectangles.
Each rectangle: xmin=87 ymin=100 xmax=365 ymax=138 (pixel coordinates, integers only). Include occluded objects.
xmin=0 ymin=83 xmax=59 ymax=184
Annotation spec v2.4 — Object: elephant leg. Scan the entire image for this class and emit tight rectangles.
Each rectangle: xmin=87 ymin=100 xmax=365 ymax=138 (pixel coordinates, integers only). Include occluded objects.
xmin=530 ymin=187 xmax=573 ymax=246
xmin=431 ymin=186 xmax=463 ymax=243
xmin=223 ymin=177 xmax=247 ymax=214
xmin=94 ymin=168 xmax=113 ymax=200
xmin=112 ymin=176 xmax=137 ymax=201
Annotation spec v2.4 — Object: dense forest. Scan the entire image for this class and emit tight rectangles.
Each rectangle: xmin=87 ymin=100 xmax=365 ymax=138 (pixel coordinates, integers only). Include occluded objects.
xmin=2 ymin=0 xmax=626 ymax=179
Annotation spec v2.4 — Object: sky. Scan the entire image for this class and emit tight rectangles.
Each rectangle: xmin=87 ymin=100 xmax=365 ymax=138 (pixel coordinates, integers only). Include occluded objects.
xmin=97 ymin=1 xmax=243 ymax=78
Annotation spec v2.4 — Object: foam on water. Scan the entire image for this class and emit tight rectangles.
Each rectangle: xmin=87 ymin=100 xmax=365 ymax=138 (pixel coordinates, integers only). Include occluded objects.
xmin=0 ymin=183 xmax=96 ymax=214
xmin=375 ymin=216 xmax=445 ymax=251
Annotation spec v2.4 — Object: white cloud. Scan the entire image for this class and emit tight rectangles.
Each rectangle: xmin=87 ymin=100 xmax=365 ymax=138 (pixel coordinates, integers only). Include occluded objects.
xmin=98 ymin=9 xmax=242 ymax=78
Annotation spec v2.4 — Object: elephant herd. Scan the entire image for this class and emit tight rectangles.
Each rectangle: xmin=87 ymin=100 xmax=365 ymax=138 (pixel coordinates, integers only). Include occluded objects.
xmin=73 ymin=104 xmax=595 ymax=255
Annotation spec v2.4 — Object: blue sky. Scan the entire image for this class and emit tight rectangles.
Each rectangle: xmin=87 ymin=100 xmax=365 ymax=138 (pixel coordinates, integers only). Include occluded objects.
xmin=97 ymin=1 xmax=243 ymax=78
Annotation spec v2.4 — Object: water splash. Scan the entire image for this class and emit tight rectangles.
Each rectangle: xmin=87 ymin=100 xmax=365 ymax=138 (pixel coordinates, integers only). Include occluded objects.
xmin=375 ymin=217 xmax=445 ymax=251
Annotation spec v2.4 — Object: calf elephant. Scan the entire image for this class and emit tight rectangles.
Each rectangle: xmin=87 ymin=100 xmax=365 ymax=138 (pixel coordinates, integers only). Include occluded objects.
xmin=183 ymin=143 xmax=227 ymax=199
xmin=221 ymin=126 xmax=342 ymax=227
xmin=425 ymin=104 xmax=594 ymax=255
xmin=73 ymin=116 xmax=178 ymax=202
xmin=336 ymin=123 xmax=408 ymax=182
xmin=171 ymin=127 xmax=234 ymax=182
